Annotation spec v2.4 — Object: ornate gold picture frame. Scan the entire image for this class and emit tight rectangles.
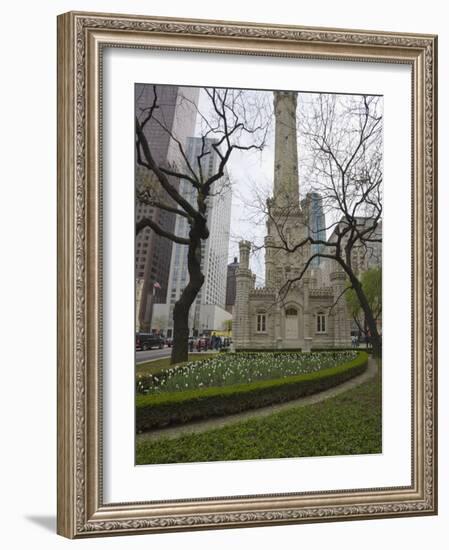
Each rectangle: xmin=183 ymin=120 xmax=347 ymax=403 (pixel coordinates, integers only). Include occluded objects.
xmin=57 ymin=11 xmax=437 ymax=538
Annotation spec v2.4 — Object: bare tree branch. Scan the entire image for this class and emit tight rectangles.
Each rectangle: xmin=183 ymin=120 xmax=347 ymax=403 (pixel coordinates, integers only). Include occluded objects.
xmin=136 ymin=217 xmax=190 ymax=245
xmin=135 ymin=84 xmax=271 ymax=364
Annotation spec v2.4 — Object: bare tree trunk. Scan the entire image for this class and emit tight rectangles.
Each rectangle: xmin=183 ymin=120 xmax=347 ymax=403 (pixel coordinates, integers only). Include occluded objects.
xmin=346 ymin=269 xmax=382 ymax=358
xmin=170 ymin=227 xmax=205 ymax=365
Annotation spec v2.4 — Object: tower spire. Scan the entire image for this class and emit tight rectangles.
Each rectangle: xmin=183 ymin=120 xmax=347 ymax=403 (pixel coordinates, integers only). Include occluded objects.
xmin=273 ymin=91 xmax=299 ymax=208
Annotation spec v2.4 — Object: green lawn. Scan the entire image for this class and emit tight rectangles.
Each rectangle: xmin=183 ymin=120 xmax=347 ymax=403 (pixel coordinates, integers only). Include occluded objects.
xmin=136 ymin=353 xmax=216 ymax=376
xmin=136 ymin=364 xmax=381 ymax=465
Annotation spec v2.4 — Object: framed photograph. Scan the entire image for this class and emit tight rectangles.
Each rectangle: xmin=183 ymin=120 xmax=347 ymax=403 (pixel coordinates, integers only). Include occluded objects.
xmin=57 ymin=11 xmax=437 ymax=538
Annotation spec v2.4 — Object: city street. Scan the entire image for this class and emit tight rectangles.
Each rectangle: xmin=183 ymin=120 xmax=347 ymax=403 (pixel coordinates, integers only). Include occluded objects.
xmin=136 ymin=347 xmax=171 ymax=364
xmin=136 ymin=347 xmax=220 ymax=364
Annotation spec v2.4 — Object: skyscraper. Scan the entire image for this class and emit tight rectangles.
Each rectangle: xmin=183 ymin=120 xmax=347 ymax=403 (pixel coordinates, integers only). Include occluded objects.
xmin=135 ymin=84 xmax=199 ymax=331
xmin=153 ymin=136 xmax=232 ymax=336
xmin=225 ymin=257 xmax=240 ymax=314
xmin=301 ymin=192 xmax=326 ymax=266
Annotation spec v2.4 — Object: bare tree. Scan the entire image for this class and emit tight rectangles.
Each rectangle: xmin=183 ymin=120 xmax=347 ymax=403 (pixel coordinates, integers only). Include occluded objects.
xmin=136 ymin=85 xmax=269 ymax=364
xmin=304 ymin=94 xmax=383 ymax=356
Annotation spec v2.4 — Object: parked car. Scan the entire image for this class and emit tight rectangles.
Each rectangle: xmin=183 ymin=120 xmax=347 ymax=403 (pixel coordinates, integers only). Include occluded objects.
xmin=135 ymin=333 xmax=165 ymax=351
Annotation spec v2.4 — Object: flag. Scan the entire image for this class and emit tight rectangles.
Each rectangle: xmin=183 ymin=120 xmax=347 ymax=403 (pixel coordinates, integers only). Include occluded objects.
xmin=153 ymin=281 xmax=161 ymax=289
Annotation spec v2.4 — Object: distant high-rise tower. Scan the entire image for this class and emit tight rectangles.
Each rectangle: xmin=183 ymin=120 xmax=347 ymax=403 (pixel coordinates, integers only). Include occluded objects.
xmin=135 ymin=84 xmax=199 ymax=331
xmin=225 ymin=256 xmax=240 ymax=314
xmin=301 ymin=192 xmax=326 ymax=266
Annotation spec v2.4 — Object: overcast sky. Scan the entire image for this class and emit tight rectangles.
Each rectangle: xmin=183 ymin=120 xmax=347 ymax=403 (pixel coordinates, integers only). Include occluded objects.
xmin=195 ymin=87 xmax=384 ymax=286
xmin=196 ymin=87 xmax=274 ymax=284
xmin=177 ymin=86 xmax=383 ymax=286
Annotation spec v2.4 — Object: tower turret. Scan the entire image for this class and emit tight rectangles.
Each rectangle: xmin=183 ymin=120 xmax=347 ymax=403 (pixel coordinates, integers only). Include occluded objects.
xmin=265 ymin=234 xmax=275 ymax=288
xmin=233 ymin=240 xmax=253 ymax=349
xmin=239 ymin=240 xmax=251 ymax=269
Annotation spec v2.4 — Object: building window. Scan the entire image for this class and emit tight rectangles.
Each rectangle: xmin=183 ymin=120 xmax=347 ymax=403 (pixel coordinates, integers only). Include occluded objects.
xmin=256 ymin=313 xmax=267 ymax=333
xmin=316 ymin=312 xmax=326 ymax=333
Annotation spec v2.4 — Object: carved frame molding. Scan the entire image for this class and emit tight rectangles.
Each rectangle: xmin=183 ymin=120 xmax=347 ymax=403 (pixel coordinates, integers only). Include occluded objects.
xmin=57 ymin=11 xmax=437 ymax=538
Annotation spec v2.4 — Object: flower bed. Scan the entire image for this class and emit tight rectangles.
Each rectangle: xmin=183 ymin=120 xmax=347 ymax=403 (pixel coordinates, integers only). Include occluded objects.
xmin=136 ymin=351 xmax=359 ymax=394
xmin=136 ymin=351 xmax=369 ymax=432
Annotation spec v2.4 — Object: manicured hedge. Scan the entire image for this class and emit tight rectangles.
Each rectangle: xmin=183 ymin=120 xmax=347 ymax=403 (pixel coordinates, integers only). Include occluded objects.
xmin=311 ymin=347 xmax=373 ymax=353
xmin=136 ymin=351 xmax=369 ymax=432
xmin=236 ymin=348 xmax=302 ymax=353
xmin=236 ymin=348 xmax=372 ymax=353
